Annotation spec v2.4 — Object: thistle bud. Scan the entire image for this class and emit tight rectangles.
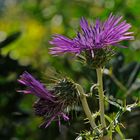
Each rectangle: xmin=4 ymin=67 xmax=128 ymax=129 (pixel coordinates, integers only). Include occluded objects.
xmin=53 ymin=78 xmax=79 ymax=106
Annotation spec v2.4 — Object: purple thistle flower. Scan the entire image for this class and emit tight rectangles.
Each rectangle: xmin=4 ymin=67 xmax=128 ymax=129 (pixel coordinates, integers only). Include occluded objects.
xmin=17 ymin=71 xmax=69 ymax=128
xmin=49 ymin=13 xmax=134 ymax=56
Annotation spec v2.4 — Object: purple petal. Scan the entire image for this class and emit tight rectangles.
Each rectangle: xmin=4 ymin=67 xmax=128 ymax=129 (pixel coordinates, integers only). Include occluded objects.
xmin=18 ymin=71 xmax=54 ymax=101
xmin=80 ymin=17 xmax=89 ymax=32
xmin=49 ymin=35 xmax=81 ymax=55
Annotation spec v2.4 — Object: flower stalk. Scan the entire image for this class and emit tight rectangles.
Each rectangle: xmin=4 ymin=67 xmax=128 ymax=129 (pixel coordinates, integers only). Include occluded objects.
xmin=96 ymin=68 xmax=112 ymax=140
xmin=96 ymin=68 xmax=106 ymax=128
xmin=76 ymin=84 xmax=97 ymax=130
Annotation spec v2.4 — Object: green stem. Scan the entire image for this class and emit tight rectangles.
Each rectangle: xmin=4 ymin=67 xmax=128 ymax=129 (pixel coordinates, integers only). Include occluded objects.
xmin=96 ymin=68 xmax=106 ymax=128
xmin=76 ymin=84 xmax=97 ymax=129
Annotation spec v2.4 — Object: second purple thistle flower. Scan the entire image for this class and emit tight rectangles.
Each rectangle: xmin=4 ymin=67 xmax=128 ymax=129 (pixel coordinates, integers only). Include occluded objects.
xmin=18 ymin=71 xmax=79 ymax=128
xmin=49 ymin=13 xmax=134 ymax=56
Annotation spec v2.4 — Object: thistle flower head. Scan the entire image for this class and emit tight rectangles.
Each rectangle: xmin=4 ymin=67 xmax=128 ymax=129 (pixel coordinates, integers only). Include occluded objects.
xmin=18 ymin=71 xmax=78 ymax=128
xmin=49 ymin=14 xmax=133 ymax=68
xmin=49 ymin=13 xmax=133 ymax=56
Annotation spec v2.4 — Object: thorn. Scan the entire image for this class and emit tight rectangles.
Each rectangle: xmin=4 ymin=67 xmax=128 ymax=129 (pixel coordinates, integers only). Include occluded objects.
xmin=91 ymin=50 xmax=94 ymax=58
xmin=90 ymin=84 xmax=99 ymax=93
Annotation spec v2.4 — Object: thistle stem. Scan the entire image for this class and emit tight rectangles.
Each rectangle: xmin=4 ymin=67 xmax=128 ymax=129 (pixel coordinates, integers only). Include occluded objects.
xmin=96 ymin=68 xmax=106 ymax=128
xmin=76 ymin=84 xmax=97 ymax=130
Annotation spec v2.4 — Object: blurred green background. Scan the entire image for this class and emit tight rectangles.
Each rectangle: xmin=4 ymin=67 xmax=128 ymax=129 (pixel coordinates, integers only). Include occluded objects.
xmin=0 ymin=0 xmax=140 ymax=140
